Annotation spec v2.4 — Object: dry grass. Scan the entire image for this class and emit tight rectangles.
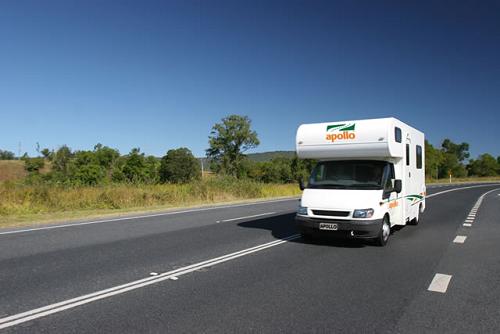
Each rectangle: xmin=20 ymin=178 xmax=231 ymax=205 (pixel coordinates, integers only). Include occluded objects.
xmin=0 ymin=160 xmax=51 ymax=182
xmin=0 ymin=178 xmax=301 ymax=227
xmin=0 ymin=160 xmax=27 ymax=182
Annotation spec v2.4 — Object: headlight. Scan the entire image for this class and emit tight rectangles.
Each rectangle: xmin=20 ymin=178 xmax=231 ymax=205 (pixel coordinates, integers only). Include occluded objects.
xmin=297 ymin=206 xmax=308 ymax=215
xmin=353 ymin=208 xmax=374 ymax=219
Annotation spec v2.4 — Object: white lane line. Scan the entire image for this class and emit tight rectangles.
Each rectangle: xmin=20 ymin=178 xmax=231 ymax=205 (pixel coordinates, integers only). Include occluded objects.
xmin=453 ymin=235 xmax=467 ymax=243
xmin=219 ymin=212 xmax=276 ymax=223
xmin=463 ymin=223 xmax=472 ymax=227
xmin=0 ymin=234 xmax=300 ymax=329
xmin=0 ymin=198 xmax=298 ymax=236
xmin=428 ymin=273 xmax=452 ymax=293
xmin=426 ymin=184 xmax=499 ymax=199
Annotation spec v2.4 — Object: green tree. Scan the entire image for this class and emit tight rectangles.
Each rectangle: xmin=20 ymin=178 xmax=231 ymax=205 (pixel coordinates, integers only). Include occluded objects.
xmin=291 ymin=155 xmax=316 ymax=182
xmin=144 ymin=156 xmax=160 ymax=183
xmin=110 ymin=156 xmax=127 ymax=182
xmin=122 ymin=148 xmax=148 ymax=183
xmin=159 ymin=148 xmax=200 ymax=183
xmin=440 ymin=152 xmax=467 ymax=178
xmin=93 ymin=144 xmax=119 ymax=169
xmin=206 ymin=115 xmax=259 ymax=178
xmin=467 ymin=154 xmax=499 ymax=177
xmin=68 ymin=150 xmax=106 ymax=185
xmin=40 ymin=148 xmax=53 ymax=160
xmin=438 ymin=139 xmax=469 ymax=178
xmin=424 ymin=140 xmax=443 ymax=180
xmin=0 ymin=149 xmax=15 ymax=160
xmin=441 ymin=139 xmax=470 ymax=162
xmin=52 ymin=145 xmax=73 ymax=174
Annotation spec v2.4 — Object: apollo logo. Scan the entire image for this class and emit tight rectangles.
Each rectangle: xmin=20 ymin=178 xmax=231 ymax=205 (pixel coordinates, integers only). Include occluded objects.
xmin=325 ymin=123 xmax=356 ymax=142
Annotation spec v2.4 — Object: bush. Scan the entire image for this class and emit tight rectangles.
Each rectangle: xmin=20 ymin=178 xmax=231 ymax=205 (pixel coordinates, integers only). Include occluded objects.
xmin=159 ymin=148 xmax=201 ymax=183
xmin=0 ymin=149 xmax=15 ymax=160
xmin=23 ymin=158 xmax=45 ymax=173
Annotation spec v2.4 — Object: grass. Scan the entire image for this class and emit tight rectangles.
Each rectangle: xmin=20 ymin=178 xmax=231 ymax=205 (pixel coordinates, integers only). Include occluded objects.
xmin=0 ymin=177 xmax=301 ymax=227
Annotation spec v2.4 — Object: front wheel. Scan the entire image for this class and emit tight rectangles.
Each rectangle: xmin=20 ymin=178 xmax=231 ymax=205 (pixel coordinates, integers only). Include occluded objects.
xmin=374 ymin=216 xmax=390 ymax=246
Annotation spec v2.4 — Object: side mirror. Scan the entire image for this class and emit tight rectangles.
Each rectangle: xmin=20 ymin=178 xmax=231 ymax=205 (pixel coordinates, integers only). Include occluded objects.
xmin=299 ymin=179 xmax=305 ymax=191
xmin=393 ymin=179 xmax=402 ymax=193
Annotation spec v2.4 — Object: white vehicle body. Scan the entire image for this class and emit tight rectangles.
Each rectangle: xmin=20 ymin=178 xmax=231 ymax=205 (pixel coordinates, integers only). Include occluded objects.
xmin=295 ymin=117 xmax=425 ymax=245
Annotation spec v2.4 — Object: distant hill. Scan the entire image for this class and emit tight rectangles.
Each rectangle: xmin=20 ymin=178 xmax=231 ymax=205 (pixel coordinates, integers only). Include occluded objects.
xmin=199 ymin=151 xmax=295 ymax=171
xmin=247 ymin=151 xmax=295 ymax=162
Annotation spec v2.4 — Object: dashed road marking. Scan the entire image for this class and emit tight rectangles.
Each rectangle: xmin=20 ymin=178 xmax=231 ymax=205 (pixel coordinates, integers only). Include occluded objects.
xmin=428 ymin=274 xmax=452 ymax=293
xmin=453 ymin=235 xmax=467 ymax=243
xmin=0 ymin=234 xmax=301 ymax=330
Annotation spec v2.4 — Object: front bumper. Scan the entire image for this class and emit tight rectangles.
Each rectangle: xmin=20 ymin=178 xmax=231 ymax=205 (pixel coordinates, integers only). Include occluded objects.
xmin=295 ymin=215 xmax=383 ymax=239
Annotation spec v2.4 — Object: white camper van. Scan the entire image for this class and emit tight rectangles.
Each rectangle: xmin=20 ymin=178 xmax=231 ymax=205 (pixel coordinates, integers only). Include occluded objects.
xmin=295 ymin=117 xmax=425 ymax=246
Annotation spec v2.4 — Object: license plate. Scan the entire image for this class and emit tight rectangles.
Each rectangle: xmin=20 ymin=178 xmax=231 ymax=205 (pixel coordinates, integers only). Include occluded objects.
xmin=319 ymin=223 xmax=338 ymax=231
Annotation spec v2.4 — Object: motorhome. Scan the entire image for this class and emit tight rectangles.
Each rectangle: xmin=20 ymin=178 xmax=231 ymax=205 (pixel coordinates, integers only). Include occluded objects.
xmin=295 ymin=117 xmax=425 ymax=246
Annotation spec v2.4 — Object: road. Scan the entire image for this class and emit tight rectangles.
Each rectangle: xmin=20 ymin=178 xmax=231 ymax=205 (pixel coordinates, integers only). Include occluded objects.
xmin=1 ymin=183 xmax=500 ymax=333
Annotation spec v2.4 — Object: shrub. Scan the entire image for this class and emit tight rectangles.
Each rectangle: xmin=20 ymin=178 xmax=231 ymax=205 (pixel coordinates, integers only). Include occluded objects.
xmin=23 ymin=158 xmax=45 ymax=173
xmin=159 ymin=147 xmax=201 ymax=183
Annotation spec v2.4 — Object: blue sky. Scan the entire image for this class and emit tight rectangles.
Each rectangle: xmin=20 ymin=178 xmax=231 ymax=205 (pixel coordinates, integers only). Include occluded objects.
xmin=1 ymin=0 xmax=499 ymax=158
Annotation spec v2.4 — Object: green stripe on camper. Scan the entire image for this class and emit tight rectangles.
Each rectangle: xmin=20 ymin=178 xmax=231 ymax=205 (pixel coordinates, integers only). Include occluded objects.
xmin=384 ymin=194 xmax=424 ymax=204
xmin=326 ymin=123 xmax=356 ymax=132
xmin=339 ymin=124 xmax=355 ymax=131
xmin=326 ymin=124 xmax=346 ymax=131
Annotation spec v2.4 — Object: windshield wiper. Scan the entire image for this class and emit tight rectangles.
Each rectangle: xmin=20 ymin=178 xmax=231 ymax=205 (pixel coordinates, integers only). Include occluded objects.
xmin=345 ymin=184 xmax=383 ymax=190
xmin=308 ymin=184 xmax=347 ymax=189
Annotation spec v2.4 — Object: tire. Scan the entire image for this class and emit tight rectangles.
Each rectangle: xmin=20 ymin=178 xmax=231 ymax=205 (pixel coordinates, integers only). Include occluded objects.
xmin=374 ymin=216 xmax=390 ymax=246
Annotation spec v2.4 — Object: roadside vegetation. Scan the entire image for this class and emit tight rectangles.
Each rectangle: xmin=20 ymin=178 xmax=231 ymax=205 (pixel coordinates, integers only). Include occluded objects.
xmin=1 ymin=114 xmax=499 ymax=225
xmin=0 ymin=178 xmax=300 ymax=225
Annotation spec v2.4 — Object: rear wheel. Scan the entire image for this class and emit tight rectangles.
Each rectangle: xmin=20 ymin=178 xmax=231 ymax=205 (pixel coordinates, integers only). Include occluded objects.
xmin=374 ymin=216 xmax=390 ymax=246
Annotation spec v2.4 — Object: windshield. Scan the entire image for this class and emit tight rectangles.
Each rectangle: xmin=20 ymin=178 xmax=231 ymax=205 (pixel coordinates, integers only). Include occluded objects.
xmin=308 ymin=160 xmax=389 ymax=190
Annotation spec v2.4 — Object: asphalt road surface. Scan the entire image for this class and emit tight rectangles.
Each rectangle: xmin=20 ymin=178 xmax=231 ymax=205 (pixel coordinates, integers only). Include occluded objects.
xmin=1 ymin=183 xmax=500 ymax=333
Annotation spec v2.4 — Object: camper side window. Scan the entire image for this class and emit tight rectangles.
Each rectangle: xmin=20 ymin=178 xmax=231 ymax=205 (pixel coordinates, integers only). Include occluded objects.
xmin=406 ymin=144 xmax=410 ymax=166
xmin=416 ymin=145 xmax=422 ymax=169
xmin=395 ymin=127 xmax=402 ymax=143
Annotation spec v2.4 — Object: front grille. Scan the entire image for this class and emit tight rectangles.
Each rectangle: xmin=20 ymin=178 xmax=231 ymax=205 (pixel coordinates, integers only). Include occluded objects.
xmin=312 ymin=210 xmax=350 ymax=217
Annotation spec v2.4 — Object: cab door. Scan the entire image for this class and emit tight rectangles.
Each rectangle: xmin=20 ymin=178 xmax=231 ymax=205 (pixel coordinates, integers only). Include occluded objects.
xmin=382 ymin=163 xmax=402 ymax=226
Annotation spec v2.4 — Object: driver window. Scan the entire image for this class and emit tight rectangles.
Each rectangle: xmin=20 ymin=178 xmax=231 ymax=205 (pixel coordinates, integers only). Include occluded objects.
xmin=382 ymin=164 xmax=395 ymax=192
